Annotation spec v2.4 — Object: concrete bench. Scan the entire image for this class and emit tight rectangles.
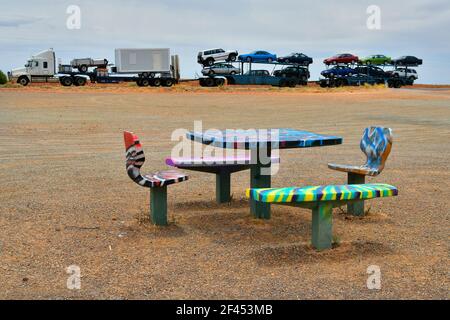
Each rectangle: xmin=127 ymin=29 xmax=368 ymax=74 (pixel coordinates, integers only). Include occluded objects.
xmin=124 ymin=131 xmax=188 ymax=226
xmin=247 ymin=183 xmax=398 ymax=250
xmin=328 ymin=127 xmax=393 ymax=216
xmin=166 ymin=155 xmax=279 ymax=203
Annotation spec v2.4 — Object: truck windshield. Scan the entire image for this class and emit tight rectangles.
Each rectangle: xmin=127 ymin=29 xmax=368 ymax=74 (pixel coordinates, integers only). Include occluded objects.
xmin=25 ymin=61 xmax=32 ymax=67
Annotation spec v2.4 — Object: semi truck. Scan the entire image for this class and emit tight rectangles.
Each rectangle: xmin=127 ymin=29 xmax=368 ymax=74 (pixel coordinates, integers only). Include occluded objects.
xmin=9 ymin=48 xmax=180 ymax=87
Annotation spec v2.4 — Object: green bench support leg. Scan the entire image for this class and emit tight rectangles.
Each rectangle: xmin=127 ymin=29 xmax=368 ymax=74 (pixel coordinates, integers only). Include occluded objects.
xmin=347 ymin=172 xmax=366 ymax=216
xmin=250 ymin=144 xmax=272 ymax=220
xmin=216 ymin=170 xmax=231 ymax=203
xmin=311 ymin=203 xmax=333 ymax=250
xmin=250 ymin=165 xmax=271 ymax=219
xmin=150 ymin=186 xmax=168 ymax=226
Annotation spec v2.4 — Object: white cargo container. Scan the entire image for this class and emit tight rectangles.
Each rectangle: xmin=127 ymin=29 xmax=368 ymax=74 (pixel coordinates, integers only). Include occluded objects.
xmin=114 ymin=48 xmax=171 ymax=75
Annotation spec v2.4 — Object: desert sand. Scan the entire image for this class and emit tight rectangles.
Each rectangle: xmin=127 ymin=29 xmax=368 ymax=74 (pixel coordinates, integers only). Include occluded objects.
xmin=0 ymin=84 xmax=449 ymax=299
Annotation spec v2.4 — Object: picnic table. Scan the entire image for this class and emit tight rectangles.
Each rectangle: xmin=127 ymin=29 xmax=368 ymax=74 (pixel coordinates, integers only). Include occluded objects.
xmin=187 ymin=128 xmax=343 ymax=219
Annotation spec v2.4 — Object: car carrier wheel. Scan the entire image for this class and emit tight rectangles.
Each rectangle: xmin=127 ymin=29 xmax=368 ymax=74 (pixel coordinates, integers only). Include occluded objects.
xmin=204 ymin=77 xmax=215 ymax=87
xmin=61 ymin=77 xmax=73 ymax=86
xmin=18 ymin=76 xmax=29 ymax=86
xmin=214 ymin=78 xmax=225 ymax=86
xmin=74 ymin=77 xmax=87 ymax=86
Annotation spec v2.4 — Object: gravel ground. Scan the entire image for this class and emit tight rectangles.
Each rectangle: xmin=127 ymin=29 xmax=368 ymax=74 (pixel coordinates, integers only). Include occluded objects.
xmin=0 ymin=85 xmax=448 ymax=299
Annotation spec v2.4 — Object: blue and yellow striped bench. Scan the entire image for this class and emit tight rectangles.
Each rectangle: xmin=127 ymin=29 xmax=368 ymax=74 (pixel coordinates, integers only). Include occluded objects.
xmin=246 ymin=183 xmax=398 ymax=250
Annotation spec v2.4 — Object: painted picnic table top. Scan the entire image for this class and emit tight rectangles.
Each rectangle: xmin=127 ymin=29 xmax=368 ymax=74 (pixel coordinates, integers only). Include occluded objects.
xmin=187 ymin=128 xmax=343 ymax=149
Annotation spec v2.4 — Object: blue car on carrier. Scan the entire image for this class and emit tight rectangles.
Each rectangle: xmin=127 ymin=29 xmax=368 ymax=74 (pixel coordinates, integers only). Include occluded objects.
xmin=238 ymin=51 xmax=277 ymax=63
xmin=321 ymin=66 xmax=357 ymax=78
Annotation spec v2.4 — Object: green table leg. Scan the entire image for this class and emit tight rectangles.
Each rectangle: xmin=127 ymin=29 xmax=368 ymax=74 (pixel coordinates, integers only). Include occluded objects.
xmin=250 ymin=143 xmax=271 ymax=219
xmin=311 ymin=203 xmax=333 ymax=250
xmin=347 ymin=172 xmax=366 ymax=216
xmin=150 ymin=186 xmax=168 ymax=226
xmin=216 ymin=170 xmax=231 ymax=203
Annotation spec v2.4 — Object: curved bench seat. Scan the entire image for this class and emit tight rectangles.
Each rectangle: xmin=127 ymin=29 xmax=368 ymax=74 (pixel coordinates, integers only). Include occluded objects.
xmin=166 ymin=155 xmax=280 ymax=203
xmin=124 ymin=131 xmax=188 ymax=226
xmin=166 ymin=155 xmax=280 ymax=168
xmin=247 ymin=183 xmax=398 ymax=250
xmin=247 ymin=183 xmax=397 ymax=203
xmin=327 ymin=163 xmax=380 ymax=176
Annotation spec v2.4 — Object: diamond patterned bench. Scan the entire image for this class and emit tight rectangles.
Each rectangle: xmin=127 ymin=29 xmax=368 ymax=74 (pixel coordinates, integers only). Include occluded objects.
xmin=328 ymin=127 xmax=393 ymax=216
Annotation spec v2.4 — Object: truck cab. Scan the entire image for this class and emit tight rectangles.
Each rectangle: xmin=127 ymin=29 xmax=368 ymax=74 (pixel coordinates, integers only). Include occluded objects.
xmin=11 ymin=49 xmax=56 ymax=85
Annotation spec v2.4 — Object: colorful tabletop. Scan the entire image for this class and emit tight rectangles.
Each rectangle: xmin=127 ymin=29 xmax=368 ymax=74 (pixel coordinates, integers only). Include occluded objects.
xmin=186 ymin=128 xmax=343 ymax=220
xmin=187 ymin=128 xmax=343 ymax=149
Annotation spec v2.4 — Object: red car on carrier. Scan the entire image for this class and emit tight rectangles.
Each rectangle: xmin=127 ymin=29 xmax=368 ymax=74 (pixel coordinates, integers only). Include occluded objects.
xmin=324 ymin=53 xmax=359 ymax=65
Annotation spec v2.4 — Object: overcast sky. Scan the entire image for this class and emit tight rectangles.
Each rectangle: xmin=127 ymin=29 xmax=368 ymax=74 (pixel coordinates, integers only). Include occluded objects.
xmin=1 ymin=0 xmax=449 ymax=83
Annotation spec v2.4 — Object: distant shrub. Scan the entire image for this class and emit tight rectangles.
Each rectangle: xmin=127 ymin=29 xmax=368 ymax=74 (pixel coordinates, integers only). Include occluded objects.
xmin=0 ymin=70 xmax=7 ymax=85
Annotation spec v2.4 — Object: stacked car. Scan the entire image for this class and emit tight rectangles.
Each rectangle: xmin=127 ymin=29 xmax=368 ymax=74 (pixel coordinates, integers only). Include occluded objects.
xmin=319 ymin=52 xmax=423 ymax=88
xmin=198 ymin=48 xmax=312 ymax=87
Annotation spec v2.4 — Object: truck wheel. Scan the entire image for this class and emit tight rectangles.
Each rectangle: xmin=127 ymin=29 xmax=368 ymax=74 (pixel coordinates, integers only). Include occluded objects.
xmin=75 ymin=77 xmax=87 ymax=86
xmin=288 ymin=79 xmax=297 ymax=88
xmin=394 ymin=80 xmax=402 ymax=88
xmin=79 ymin=65 xmax=88 ymax=73
xmin=140 ymin=78 xmax=150 ymax=87
xmin=61 ymin=77 xmax=73 ymax=86
xmin=215 ymin=78 xmax=225 ymax=86
xmin=162 ymin=79 xmax=174 ymax=87
xmin=18 ymin=76 xmax=29 ymax=86
xmin=204 ymin=78 xmax=215 ymax=87
xmin=153 ymin=78 xmax=162 ymax=87
xmin=149 ymin=73 xmax=155 ymax=78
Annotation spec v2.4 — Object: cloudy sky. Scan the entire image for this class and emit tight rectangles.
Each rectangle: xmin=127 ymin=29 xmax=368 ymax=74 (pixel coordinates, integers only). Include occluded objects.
xmin=1 ymin=0 xmax=449 ymax=83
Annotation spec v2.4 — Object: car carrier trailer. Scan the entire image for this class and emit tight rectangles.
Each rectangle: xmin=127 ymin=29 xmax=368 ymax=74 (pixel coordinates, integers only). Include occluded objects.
xmin=317 ymin=74 xmax=414 ymax=88
xmin=199 ymin=60 xmax=310 ymax=87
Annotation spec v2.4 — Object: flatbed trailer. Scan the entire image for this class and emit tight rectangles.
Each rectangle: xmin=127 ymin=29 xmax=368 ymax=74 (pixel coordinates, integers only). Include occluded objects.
xmin=57 ymin=68 xmax=177 ymax=87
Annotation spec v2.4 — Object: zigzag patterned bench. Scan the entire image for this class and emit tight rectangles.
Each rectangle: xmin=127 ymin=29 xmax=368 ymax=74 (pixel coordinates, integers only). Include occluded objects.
xmin=246 ymin=183 xmax=398 ymax=250
xmin=166 ymin=155 xmax=279 ymax=203
xmin=124 ymin=131 xmax=188 ymax=226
